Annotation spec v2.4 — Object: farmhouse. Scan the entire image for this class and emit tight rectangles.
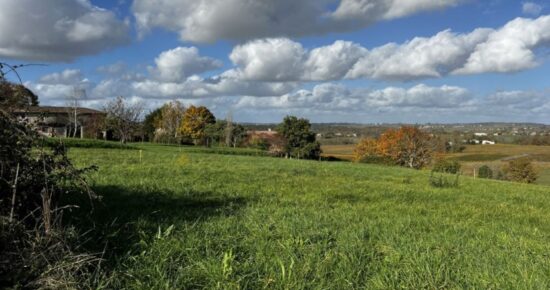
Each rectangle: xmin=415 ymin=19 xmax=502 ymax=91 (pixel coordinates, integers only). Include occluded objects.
xmin=13 ymin=106 xmax=105 ymax=138
xmin=482 ymin=140 xmax=496 ymax=145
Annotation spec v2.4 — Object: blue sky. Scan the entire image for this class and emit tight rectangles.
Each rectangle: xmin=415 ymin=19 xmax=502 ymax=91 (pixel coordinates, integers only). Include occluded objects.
xmin=1 ymin=0 xmax=549 ymax=123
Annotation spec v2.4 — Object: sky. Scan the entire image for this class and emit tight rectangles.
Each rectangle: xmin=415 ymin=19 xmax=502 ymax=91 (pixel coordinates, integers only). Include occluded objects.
xmin=0 ymin=0 xmax=549 ymax=124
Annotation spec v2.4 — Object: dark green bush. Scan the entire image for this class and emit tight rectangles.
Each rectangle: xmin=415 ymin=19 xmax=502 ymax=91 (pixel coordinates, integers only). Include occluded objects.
xmin=478 ymin=165 xmax=493 ymax=179
xmin=432 ymin=159 xmax=461 ymax=174
xmin=429 ymin=172 xmax=460 ymax=188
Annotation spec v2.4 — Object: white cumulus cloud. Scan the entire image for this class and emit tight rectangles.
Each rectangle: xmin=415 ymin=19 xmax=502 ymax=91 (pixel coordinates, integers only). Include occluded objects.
xmin=455 ymin=15 xmax=550 ymax=74
xmin=149 ymin=47 xmax=223 ymax=82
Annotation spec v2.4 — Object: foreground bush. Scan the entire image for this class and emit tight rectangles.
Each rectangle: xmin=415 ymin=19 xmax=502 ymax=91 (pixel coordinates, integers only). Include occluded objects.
xmin=0 ymin=110 xmax=99 ymax=288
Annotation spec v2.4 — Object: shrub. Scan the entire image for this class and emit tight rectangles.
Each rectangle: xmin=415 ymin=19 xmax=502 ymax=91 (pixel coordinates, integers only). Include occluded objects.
xmin=478 ymin=165 xmax=493 ymax=179
xmin=1 ymin=109 xmax=99 ymax=287
xmin=503 ymin=158 xmax=538 ymax=183
xmin=429 ymin=172 xmax=460 ymax=188
xmin=432 ymin=159 xmax=461 ymax=174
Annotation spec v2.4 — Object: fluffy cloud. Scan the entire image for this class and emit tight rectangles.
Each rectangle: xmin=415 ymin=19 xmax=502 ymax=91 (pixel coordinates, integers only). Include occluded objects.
xmin=229 ymin=38 xmax=306 ymax=82
xmin=227 ymin=15 xmax=550 ymax=82
xmin=455 ymin=15 xmax=550 ymax=74
xmin=523 ymin=2 xmax=543 ymax=16
xmin=0 ymin=0 xmax=130 ymax=62
xmin=132 ymin=0 xmax=460 ymax=43
xmin=235 ymin=83 xmax=472 ymax=111
xmin=348 ymin=28 xmax=492 ymax=80
xmin=149 ymin=47 xmax=223 ymax=82
xmin=305 ymin=41 xmax=368 ymax=81
xmin=366 ymin=84 xmax=471 ymax=108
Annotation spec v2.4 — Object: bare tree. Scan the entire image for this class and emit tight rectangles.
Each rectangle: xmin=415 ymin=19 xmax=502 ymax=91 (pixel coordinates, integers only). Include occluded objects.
xmin=225 ymin=110 xmax=234 ymax=147
xmin=66 ymin=87 xmax=86 ymax=138
xmin=104 ymin=96 xmax=144 ymax=143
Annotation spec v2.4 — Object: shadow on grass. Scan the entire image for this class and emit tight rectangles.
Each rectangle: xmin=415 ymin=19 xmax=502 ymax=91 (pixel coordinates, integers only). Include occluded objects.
xmin=64 ymin=185 xmax=248 ymax=263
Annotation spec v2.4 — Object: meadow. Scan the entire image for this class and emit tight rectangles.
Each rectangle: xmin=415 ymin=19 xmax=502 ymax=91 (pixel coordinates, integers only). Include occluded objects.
xmin=68 ymin=144 xmax=550 ymax=289
xmin=322 ymin=143 xmax=550 ymax=186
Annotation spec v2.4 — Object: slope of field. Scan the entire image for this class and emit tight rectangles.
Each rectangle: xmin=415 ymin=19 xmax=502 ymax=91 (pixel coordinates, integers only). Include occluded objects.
xmin=69 ymin=144 xmax=550 ymax=289
xmin=322 ymin=144 xmax=550 ymax=186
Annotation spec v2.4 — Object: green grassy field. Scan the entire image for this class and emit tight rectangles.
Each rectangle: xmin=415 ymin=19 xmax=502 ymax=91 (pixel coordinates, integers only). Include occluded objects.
xmin=69 ymin=144 xmax=550 ymax=289
xmin=322 ymin=144 xmax=550 ymax=186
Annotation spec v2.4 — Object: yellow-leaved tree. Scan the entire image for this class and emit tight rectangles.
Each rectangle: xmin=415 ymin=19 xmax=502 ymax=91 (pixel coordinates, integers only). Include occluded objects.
xmin=179 ymin=105 xmax=216 ymax=145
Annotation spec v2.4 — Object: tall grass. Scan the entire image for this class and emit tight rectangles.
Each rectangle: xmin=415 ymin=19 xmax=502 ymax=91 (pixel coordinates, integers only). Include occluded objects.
xmin=67 ymin=145 xmax=550 ymax=289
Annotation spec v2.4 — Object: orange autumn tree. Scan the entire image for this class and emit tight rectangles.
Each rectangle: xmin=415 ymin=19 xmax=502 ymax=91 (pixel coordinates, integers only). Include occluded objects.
xmin=354 ymin=126 xmax=434 ymax=169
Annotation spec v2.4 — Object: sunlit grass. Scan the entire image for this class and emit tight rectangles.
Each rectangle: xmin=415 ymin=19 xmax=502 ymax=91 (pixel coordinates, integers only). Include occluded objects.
xmin=69 ymin=144 xmax=550 ymax=289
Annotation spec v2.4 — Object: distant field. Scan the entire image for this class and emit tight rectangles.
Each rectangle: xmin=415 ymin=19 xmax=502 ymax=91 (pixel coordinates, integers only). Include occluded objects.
xmin=321 ymin=144 xmax=356 ymax=160
xmin=449 ymin=144 xmax=550 ymax=186
xmin=66 ymin=144 xmax=550 ymax=288
xmin=322 ymin=144 xmax=550 ymax=185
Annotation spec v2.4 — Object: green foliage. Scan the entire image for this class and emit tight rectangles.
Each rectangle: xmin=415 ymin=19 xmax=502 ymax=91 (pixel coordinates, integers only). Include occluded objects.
xmin=504 ymin=158 xmax=538 ymax=183
xmin=277 ymin=116 xmax=321 ymax=159
xmin=142 ymin=107 xmax=163 ymax=141
xmin=478 ymin=165 xmax=493 ymax=179
xmin=429 ymin=172 xmax=460 ymax=188
xmin=204 ymin=120 xmax=227 ymax=147
xmin=0 ymin=110 xmax=98 ymax=287
xmin=432 ymin=159 xmax=461 ymax=174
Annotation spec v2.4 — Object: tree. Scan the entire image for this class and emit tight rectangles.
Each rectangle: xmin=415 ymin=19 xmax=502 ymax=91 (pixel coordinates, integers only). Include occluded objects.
xmin=65 ymin=87 xmax=86 ymax=138
xmin=225 ymin=111 xmax=234 ymax=147
xmin=395 ymin=126 xmax=434 ymax=169
xmin=0 ymin=81 xmax=38 ymax=113
xmin=204 ymin=120 xmax=227 ymax=147
xmin=158 ymin=100 xmax=186 ymax=139
xmin=354 ymin=126 xmax=434 ymax=169
xmin=179 ymin=105 xmax=216 ymax=145
xmin=229 ymin=124 xmax=247 ymax=148
xmin=277 ymin=116 xmax=321 ymax=159
xmin=103 ymin=96 xmax=144 ymax=143
xmin=504 ymin=158 xmax=538 ymax=183
xmin=353 ymin=138 xmax=383 ymax=163
xmin=143 ymin=107 xmax=163 ymax=141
